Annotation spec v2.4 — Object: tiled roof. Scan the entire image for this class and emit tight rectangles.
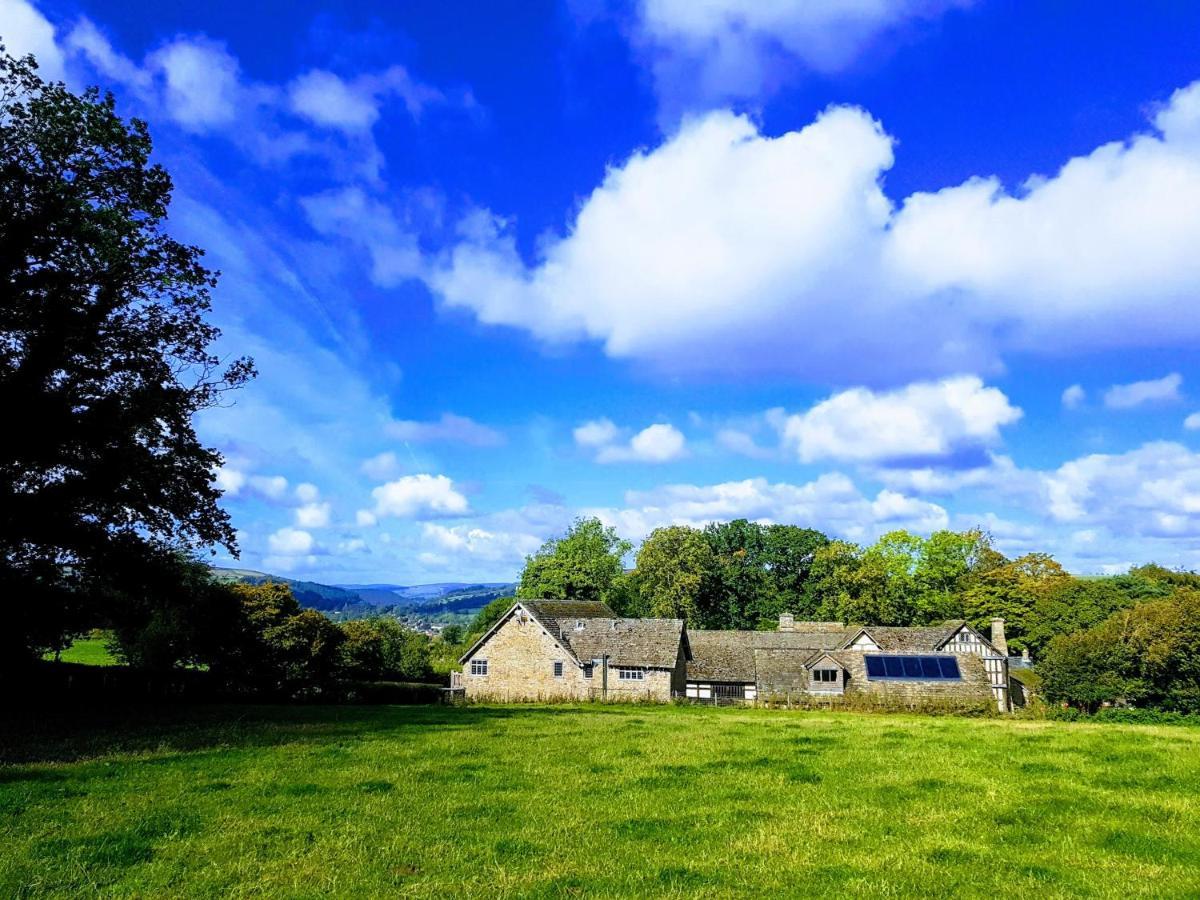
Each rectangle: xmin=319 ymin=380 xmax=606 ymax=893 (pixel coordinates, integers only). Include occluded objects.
xmin=520 ymin=599 xmax=617 ymax=644
xmin=686 ymin=631 xmax=758 ymax=681
xmin=565 ymin=618 xmax=686 ymax=669
xmin=686 ymin=628 xmax=854 ymax=682
xmin=851 ymin=621 xmax=968 ymax=652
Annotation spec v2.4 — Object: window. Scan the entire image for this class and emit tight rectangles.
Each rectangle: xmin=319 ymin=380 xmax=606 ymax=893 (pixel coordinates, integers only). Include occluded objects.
xmin=470 ymin=659 xmax=488 ymax=676
xmin=865 ymin=655 xmax=961 ymax=681
xmin=553 ymin=660 xmax=564 ymax=678
xmin=617 ymin=667 xmax=645 ymax=681
xmin=583 ymin=663 xmax=593 ymax=679
xmin=812 ymin=668 xmax=838 ymax=683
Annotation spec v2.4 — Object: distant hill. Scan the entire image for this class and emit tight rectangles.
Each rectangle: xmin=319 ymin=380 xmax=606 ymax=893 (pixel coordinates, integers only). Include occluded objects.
xmin=210 ymin=567 xmax=363 ymax=612
xmin=211 ymin=568 xmax=515 ymax=619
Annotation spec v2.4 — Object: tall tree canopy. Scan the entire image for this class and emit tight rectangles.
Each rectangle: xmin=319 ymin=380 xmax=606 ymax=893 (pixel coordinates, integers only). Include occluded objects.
xmin=517 ymin=517 xmax=633 ymax=609
xmin=0 ymin=53 xmax=253 ymax=663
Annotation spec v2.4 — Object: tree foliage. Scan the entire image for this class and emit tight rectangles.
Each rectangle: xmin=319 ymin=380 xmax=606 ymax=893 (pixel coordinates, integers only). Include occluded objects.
xmin=337 ymin=617 xmax=432 ymax=682
xmin=634 ymin=525 xmax=716 ymax=621
xmin=517 ymin=517 xmax=632 ymax=609
xmin=0 ymin=52 xmax=253 ymax=664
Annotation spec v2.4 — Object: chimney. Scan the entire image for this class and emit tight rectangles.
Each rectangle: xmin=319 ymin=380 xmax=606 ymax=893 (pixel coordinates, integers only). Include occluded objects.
xmin=990 ymin=618 xmax=1009 ymax=657
xmin=778 ymin=613 xmax=795 ymax=632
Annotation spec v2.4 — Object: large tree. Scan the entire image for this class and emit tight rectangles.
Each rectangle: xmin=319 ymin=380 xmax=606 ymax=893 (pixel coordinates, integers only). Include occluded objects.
xmin=635 ymin=525 xmax=715 ymax=622
xmin=517 ymin=517 xmax=633 ymax=610
xmin=0 ymin=52 xmax=253 ymax=663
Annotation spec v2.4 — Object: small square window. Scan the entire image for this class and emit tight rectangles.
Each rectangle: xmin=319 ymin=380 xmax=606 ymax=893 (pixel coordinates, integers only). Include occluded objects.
xmin=583 ymin=664 xmax=593 ymax=678
xmin=471 ymin=659 xmax=488 ymax=676
xmin=553 ymin=660 xmax=564 ymax=678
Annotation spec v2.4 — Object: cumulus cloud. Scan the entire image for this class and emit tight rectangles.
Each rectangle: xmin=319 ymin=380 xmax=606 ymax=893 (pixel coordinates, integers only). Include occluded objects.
xmin=214 ymin=465 xmax=247 ymax=497
xmin=586 ymin=473 xmax=948 ymax=542
xmin=268 ymin=526 xmax=314 ymax=555
xmin=425 ymin=81 xmax=1200 ymax=380
xmin=294 ymin=502 xmax=331 ymax=528
xmin=624 ymin=0 xmax=968 ymax=119
xmin=248 ymin=474 xmax=289 ymax=501
xmin=420 ymin=523 xmax=543 ymax=567
xmin=369 ymin=474 xmax=470 ymax=519
xmin=574 ymin=419 xmax=688 ymax=463
xmin=1103 ymin=373 xmax=1183 ymax=409
xmin=574 ymin=418 xmax=620 ymax=448
xmin=1042 ymin=442 xmax=1200 ymax=537
xmin=384 ymin=412 xmax=505 ymax=446
xmin=776 ymin=375 xmax=1021 ymax=464
xmin=1185 ymin=412 xmax=1200 ymax=431
xmin=360 ymin=451 xmax=403 ymax=481
xmin=1 ymin=0 xmax=65 ymax=80
xmin=287 ymin=65 xmax=445 ymax=134
xmin=1061 ymin=384 xmax=1085 ymax=409
xmin=148 ymin=37 xmax=243 ymax=131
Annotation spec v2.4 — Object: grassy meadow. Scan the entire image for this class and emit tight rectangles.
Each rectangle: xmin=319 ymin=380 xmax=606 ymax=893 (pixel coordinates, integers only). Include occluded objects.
xmin=2 ymin=704 xmax=1200 ymax=898
xmin=43 ymin=638 xmax=119 ymax=667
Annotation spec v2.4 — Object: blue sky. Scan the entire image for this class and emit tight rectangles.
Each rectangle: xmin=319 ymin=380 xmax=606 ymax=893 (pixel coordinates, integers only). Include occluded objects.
xmin=7 ymin=0 xmax=1200 ymax=582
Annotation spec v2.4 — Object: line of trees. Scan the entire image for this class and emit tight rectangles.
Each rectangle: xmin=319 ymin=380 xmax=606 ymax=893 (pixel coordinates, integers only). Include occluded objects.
xmin=102 ymin=562 xmax=434 ymax=696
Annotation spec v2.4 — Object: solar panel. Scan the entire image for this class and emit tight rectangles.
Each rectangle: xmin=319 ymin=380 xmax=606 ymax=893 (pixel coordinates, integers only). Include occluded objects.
xmin=864 ymin=654 xmax=963 ymax=681
xmin=938 ymin=656 xmax=961 ymax=678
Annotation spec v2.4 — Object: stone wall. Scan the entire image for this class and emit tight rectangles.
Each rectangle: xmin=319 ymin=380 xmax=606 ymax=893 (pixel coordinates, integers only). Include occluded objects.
xmin=460 ymin=611 xmax=677 ymax=702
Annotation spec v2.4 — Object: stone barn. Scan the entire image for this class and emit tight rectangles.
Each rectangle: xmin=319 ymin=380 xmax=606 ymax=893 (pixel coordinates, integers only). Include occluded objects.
xmin=456 ymin=599 xmax=690 ymax=702
xmin=685 ymin=615 xmax=1012 ymax=712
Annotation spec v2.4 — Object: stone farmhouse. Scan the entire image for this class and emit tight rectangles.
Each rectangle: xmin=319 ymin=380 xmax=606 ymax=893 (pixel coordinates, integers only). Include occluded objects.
xmin=455 ymin=599 xmax=690 ymax=702
xmin=456 ymin=601 xmax=1013 ymax=712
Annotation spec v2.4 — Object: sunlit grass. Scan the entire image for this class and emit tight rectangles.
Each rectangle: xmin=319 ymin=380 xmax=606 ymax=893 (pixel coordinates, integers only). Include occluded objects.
xmin=41 ymin=637 xmax=119 ymax=667
xmin=2 ymin=704 xmax=1199 ymax=897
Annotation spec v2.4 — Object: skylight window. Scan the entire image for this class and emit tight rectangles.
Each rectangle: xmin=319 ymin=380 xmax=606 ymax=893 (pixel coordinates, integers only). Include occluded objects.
xmin=865 ymin=655 xmax=961 ymax=680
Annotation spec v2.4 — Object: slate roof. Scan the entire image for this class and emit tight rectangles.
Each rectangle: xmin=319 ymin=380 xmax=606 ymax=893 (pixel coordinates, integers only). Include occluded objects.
xmin=565 ymin=618 xmax=687 ymax=669
xmin=687 ymin=631 xmax=758 ymax=681
xmin=847 ymin=620 xmax=984 ymax=653
xmin=519 ymin=599 xmax=617 ymax=641
xmin=686 ymin=629 xmax=851 ymax=682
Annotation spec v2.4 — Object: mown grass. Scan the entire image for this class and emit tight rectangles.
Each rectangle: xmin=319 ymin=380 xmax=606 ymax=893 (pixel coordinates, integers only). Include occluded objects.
xmin=2 ymin=704 xmax=1200 ymax=898
xmin=42 ymin=638 xmax=118 ymax=667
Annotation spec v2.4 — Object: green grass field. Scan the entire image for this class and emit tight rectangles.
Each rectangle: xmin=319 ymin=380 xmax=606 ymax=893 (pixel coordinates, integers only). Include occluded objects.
xmin=42 ymin=637 xmax=119 ymax=667
xmin=3 ymin=704 xmax=1199 ymax=898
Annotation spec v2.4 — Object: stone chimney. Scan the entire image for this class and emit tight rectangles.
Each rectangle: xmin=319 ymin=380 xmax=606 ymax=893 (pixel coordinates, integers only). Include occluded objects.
xmin=778 ymin=613 xmax=795 ymax=632
xmin=991 ymin=618 xmax=1009 ymax=657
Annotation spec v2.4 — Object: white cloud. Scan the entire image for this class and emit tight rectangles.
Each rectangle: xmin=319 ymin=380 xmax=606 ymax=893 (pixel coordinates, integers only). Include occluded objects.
xmin=248 ymin=474 xmax=289 ymax=501
xmin=1103 ymin=373 xmax=1183 ymax=409
xmin=574 ymin=418 xmax=620 ymax=448
xmin=294 ymin=502 xmax=331 ymax=528
xmin=627 ymin=0 xmax=967 ymax=118
xmin=355 ymin=509 xmax=378 ymax=527
xmin=421 ymin=523 xmax=542 ymax=566
xmin=1185 ymin=412 xmax=1200 ymax=431
xmin=361 ymin=451 xmax=403 ymax=481
xmin=716 ymin=427 xmax=777 ymax=460
xmin=268 ymin=526 xmax=314 ymax=556
xmin=302 ymin=187 xmax=424 ymax=285
xmin=214 ymin=465 xmax=247 ymax=497
xmin=872 ymin=453 xmax=1030 ymax=497
xmin=148 ymin=37 xmax=243 ymax=131
xmin=586 ymin=473 xmax=948 ymax=542
xmin=371 ymin=474 xmax=470 ymax=519
xmin=287 ymin=65 xmax=445 ymax=134
xmin=575 ymin=419 xmax=688 ymax=463
xmin=1061 ymin=384 xmax=1085 ymax=409
xmin=426 ymin=81 xmax=1200 ymax=380
xmin=294 ymin=482 xmax=320 ymax=503
xmin=0 ymin=0 xmax=65 ymax=81
xmin=384 ymin=411 xmax=504 ymax=446
xmin=288 ymin=69 xmax=379 ymax=133
xmin=1042 ymin=441 xmax=1200 ymax=537
xmin=777 ymin=375 xmax=1021 ymax=464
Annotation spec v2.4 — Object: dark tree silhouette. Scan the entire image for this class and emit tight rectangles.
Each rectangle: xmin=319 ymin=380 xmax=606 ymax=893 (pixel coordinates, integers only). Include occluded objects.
xmin=0 ymin=51 xmax=253 ymax=664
